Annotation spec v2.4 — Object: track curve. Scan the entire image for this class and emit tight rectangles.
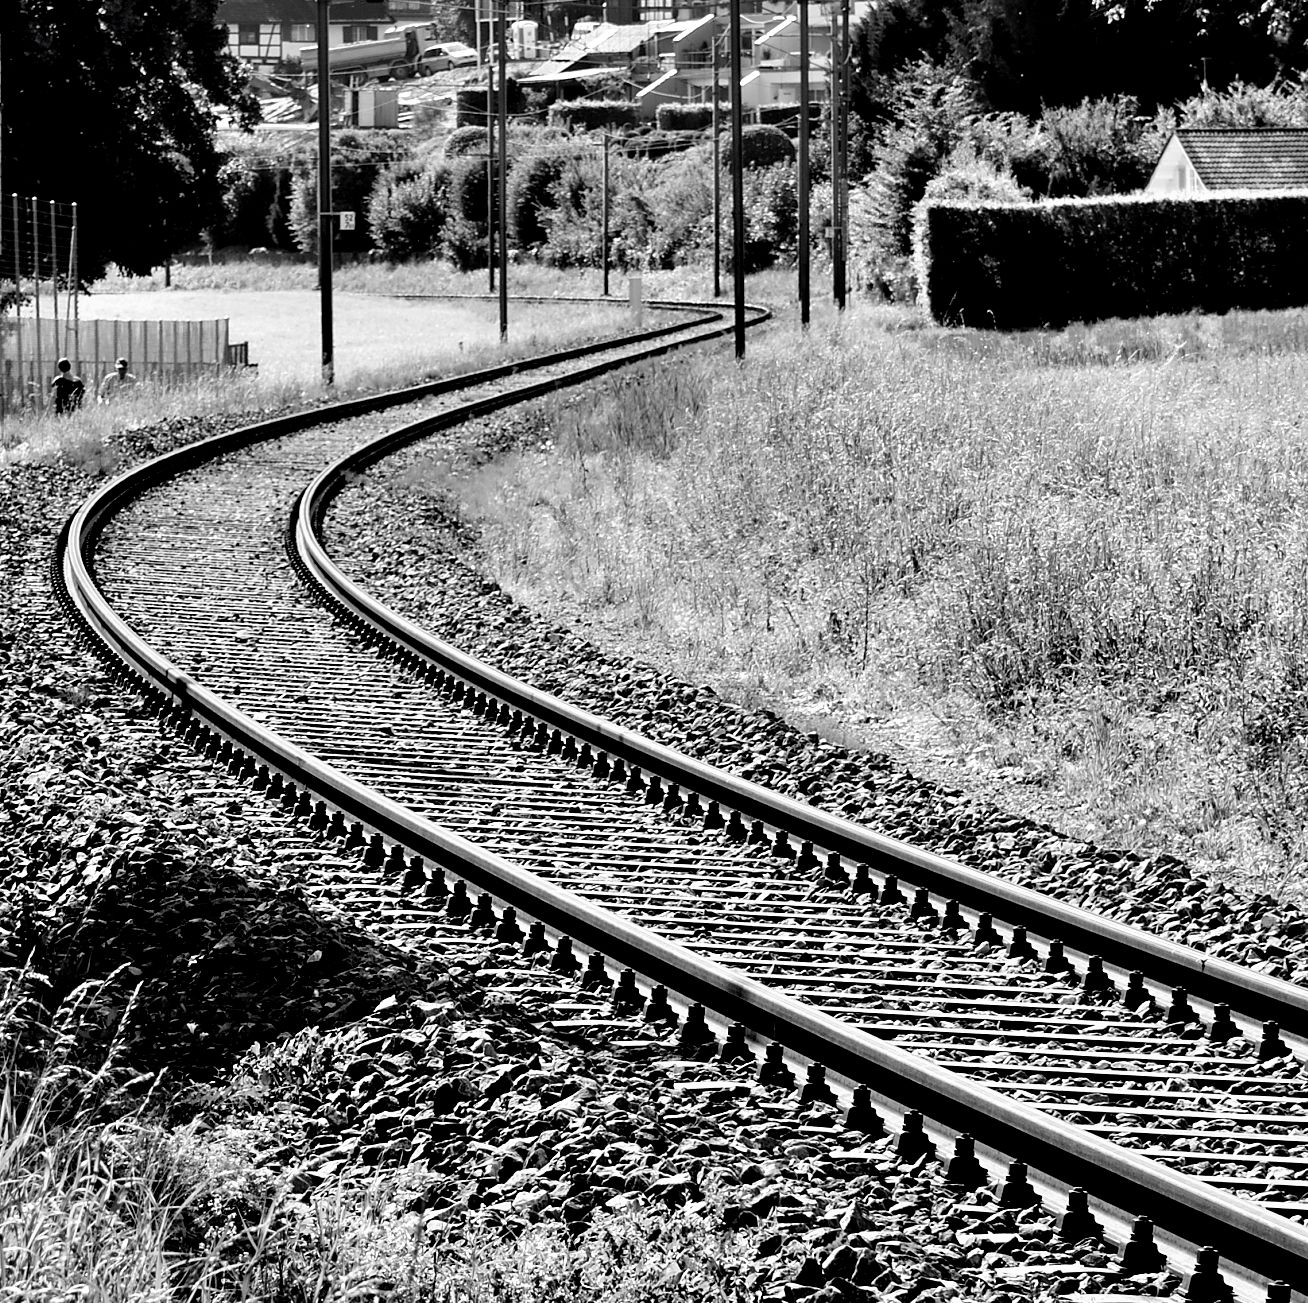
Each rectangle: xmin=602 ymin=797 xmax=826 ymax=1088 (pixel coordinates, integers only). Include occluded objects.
xmin=58 ymin=298 xmax=1308 ymax=1302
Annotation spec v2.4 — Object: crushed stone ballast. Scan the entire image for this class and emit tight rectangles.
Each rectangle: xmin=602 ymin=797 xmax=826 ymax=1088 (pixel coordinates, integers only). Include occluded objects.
xmin=58 ymin=297 xmax=1305 ymax=1303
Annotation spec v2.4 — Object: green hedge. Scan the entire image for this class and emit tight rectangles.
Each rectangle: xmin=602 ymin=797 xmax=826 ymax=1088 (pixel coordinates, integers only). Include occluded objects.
xmin=548 ymin=100 xmax=639 ymax=131
xmin=657 ymin=103 xmax=716 ymax=132
xmin=455 ymin=79 xmax=526 ymax=127
xmin=918 ymin=191 xmax=1308 ymax=329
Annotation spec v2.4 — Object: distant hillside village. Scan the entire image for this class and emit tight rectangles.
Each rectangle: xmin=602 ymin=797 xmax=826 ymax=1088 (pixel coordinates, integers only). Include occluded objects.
xmin=217 ymin=0 xmax=855 ymax=117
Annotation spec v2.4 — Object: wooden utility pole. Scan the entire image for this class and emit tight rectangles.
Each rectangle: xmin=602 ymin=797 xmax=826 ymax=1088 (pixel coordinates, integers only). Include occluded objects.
xmin=728 ymin=0 xmax=746 ymax=358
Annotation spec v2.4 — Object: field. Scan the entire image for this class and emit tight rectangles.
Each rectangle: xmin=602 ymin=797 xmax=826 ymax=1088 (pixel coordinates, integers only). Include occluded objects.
xmin=0 ymin=267 xmax=640 ymax=458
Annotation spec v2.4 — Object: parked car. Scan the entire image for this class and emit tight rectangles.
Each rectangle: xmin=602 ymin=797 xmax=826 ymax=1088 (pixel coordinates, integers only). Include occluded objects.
xmin=426 ymin=40 xmax=478 ymax=66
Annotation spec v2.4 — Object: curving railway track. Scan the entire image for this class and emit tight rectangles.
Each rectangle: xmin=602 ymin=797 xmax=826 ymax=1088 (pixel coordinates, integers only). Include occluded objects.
xmin=58 ymin=297 xmax=1308 ymax=1303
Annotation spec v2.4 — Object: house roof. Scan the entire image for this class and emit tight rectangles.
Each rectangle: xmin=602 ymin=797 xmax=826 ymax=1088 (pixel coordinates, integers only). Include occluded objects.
xmin=573 ymin=21 xmax=671 ymax=57
xmin=1176 ymin=128 xmax=1308 ymax=190
xmin=218 ymin=0 xmax=318 ymax=21
xmin=217 ymin=0 xmax=390 ymax=20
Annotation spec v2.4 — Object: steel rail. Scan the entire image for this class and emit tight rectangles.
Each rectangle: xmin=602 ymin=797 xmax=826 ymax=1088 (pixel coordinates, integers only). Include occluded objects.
xmin=299 ymin=426 xmax=1308 ymax=1047
xmin=60 ymin=300 xmax=1308 ymax=1295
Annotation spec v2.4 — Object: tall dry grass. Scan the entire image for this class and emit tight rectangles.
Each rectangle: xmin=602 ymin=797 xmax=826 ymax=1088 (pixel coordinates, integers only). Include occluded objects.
xmin=449 ymin=303 xmax=1308 ymax=893
xmin=0 ymin=965 xmax=776 ymax=1301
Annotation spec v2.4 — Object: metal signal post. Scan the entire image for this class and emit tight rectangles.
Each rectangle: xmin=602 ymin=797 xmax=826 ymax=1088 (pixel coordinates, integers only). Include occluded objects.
xmin=316 ymin=0 xmax=334 ymax=384
xmin=711 ymin=19 xmax=721 ymax=300
xmin=601 ymin=134 xmax=611 ymax=296
xmin=497 ymin=3 xmax=508 ymax=341
xmin=798 ymin=0 xmax=810 ymax=327
xmin=834 ymin=0 xmax=849 ymax=311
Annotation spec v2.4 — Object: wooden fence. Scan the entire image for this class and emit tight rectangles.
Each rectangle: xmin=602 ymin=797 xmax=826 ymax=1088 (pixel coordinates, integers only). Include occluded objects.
xmin=1 ymin=317 xmax=234 ymax=410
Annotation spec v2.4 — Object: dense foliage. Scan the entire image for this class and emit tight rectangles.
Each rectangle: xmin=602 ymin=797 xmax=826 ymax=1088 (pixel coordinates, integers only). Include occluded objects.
xmin=918 ymin=192 xmax=1308 ymax=328
xmin=215 ymin=131 xmax=406 ymax=258
xmin=850 ymin=0 xmax=1308 ymax=120
xmin=5 ymin=1 xmax=256 ymax=278
xmin=548 ymin=100 xmax=641 ymax=131
xmin=657 ymin=104 xmax=718 ymax=132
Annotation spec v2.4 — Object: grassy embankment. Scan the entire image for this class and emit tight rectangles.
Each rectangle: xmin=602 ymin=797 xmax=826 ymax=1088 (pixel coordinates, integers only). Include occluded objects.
xmin=443 ymin=302 xmax=1308 ymax=899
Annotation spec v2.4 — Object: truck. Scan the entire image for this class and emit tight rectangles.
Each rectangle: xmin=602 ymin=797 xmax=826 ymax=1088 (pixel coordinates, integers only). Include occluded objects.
xmin=300 ymin=23 xmax=449 ymax=85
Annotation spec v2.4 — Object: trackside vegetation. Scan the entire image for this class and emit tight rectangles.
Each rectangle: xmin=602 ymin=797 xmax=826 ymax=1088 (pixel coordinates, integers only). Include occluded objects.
xmin=451 ymin=302 xmax=1308 ymax=899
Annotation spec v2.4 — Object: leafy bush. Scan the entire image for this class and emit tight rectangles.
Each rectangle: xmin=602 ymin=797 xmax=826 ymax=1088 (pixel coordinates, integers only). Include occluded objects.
xmin=368 ymin=162 xmax=451 ymax=261
xmin=548 ymin=100 xmax=639 ymax=131
xmin=657 ymin=103 xmax=716 ymax=132
xmin=1177 ymin=77 xmax=1308 ymax=127
xmin=507 ymin=148 xmax=572 ymax=248
xmin=286 ymin=130 xmax=409 ymax=258
xmin=732 ymin=124 xmax=795 ymax=170
xmin=443 ymin=125 xmax=489 ymax=159
xmin=215 ymin=134 xmax=300 ymax=251
xmin=736 ymin=162 xmax=799 ymax=273
xmin=446 ymin=154 xmax=496 ymax=223
xmin=645 ymin=146 xmax=714 ymax=268
xmin=860 ymin=62 xmax=978 ymax=264
xmin=918 ymin=190 xmax=1308 ymax=328
xmin=1015 ymin=97 xmax=1170 ymax=198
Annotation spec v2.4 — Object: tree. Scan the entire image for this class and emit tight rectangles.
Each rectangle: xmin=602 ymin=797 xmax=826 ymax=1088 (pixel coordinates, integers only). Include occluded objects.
xmin=3 ymin=1 xmax=256 ymax=279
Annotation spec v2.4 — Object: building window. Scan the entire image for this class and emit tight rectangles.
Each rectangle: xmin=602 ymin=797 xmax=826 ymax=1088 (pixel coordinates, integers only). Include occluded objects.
xmin=237 ymin=23 xmax=260 ymax=46
xmin=283 ymin=23 xmax=315 ymax=42
xmin=342 ymin=24 xmax=380 ymax=42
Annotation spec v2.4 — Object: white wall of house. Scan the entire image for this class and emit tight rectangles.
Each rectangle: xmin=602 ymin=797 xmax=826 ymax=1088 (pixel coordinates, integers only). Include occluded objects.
xmin=226 ymin=18 xmax=384 ymax=68
xmin=1144 ymin=135 xmax=1205 ymax=195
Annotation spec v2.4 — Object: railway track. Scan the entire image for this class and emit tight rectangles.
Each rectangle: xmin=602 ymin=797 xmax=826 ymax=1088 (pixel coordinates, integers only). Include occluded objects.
xmin=58 ymin=297 xmax=1308 ymax=1302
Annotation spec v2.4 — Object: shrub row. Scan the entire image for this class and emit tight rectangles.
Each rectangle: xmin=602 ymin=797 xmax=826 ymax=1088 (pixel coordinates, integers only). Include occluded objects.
xmin=917 ymin=190 xmax=1308 ymax=329
xmin=548 ymin=100 xmax=640 ymax=131
xmin=657 ymin=103 xmax=718 ymax=132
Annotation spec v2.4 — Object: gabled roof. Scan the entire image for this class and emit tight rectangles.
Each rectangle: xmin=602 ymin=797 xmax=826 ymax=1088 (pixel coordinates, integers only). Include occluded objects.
xmin=218 ymin=0 xmax=389 ymax=20
xmin=218 ymin=0 xmax=318 ymax=21
xmin=1176 ymin=128 xmax=1308 ymax=190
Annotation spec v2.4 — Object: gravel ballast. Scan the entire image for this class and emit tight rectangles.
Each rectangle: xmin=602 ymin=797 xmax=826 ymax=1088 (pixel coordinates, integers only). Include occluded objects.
xmin=7 ymin=386 xmax=1296 ymax=1298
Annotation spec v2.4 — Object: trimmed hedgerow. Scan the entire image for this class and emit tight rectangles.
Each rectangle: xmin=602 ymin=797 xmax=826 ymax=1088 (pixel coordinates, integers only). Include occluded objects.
xmin=548 ymin=100 xmax=639 ymax=132
xmin=656 ymin=104 xmax=716 ymax=132
xmin=455 ymin=79 xmax=526 ymax=127
xmin=917 ymin=190 xmax=1308 ymax=329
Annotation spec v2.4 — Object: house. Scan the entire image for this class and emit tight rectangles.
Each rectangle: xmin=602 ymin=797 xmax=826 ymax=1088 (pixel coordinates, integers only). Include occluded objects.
xmin=1145 ymin=128 xmax=1308 ymax=195
xmin=518 ymin=20 xmax=676 ymax=95
xmin=634 ymin=4 xmax=846 ymax=116
xmin=217 ymin=1 xmax=398 ymax=70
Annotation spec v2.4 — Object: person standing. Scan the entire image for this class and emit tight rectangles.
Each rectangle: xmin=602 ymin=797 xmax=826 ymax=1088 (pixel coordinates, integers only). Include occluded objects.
xmin=50 ymin=358 xmax=85 ymax=415
xmin=98 ymin=357 xmax=138 ymax=402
